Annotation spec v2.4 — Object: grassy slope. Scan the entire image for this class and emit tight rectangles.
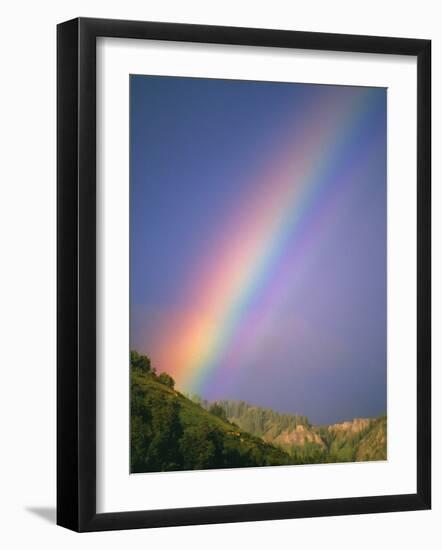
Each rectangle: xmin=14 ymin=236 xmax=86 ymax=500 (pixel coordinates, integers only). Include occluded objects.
xmin=131 ymin=369 xmax=291 ymax=472
xmin=134 ymin=369 xmax=231 ymax=430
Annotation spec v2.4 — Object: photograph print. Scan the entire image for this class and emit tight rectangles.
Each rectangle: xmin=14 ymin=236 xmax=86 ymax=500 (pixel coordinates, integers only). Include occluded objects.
xmin=130 ymin=75 xmax=387 ymax=474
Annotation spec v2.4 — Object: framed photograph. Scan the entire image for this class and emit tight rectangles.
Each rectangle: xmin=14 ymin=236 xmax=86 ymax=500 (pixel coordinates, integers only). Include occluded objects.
xmin=57 ymin=17 xmax=431 ymax=532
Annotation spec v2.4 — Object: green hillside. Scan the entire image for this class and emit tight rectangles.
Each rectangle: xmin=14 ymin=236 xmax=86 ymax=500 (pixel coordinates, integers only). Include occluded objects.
xmin=130 ymin=352 xmax=291 ymax=473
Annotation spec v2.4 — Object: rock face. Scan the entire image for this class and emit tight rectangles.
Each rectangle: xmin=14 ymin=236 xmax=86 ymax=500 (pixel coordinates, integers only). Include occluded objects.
xmin=270 ymin=424 xmax=324 ymax=447
xmin=328 ymin=418 xmax=371 ymax=434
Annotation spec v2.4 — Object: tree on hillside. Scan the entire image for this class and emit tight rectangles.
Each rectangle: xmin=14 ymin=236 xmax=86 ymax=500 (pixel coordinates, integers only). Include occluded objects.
xmin=130 ymin=350 xmax=152 ymax=373
xmin=158 ymin=372 xmax=175 ymax=388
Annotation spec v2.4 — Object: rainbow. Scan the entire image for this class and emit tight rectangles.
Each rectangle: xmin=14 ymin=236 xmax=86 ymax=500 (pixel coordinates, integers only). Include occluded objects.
xmin=150 ymin=86 xmax=382 ymax=396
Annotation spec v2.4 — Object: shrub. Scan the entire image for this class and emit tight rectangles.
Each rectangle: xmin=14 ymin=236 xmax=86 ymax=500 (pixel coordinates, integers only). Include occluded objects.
xmin=130 ymin=350 xmax=151 ymax=373
xmin=158 ymin=372 xmax=175 ymax=388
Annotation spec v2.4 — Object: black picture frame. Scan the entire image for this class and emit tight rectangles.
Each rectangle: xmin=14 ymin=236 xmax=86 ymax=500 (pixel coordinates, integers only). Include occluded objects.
xmin=57 ymin=17 xmax=431 ymax=532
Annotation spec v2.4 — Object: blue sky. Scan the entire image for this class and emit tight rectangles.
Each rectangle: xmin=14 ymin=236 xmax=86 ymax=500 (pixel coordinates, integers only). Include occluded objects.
xmin=130 ymin=75 xmax=386 ymax=424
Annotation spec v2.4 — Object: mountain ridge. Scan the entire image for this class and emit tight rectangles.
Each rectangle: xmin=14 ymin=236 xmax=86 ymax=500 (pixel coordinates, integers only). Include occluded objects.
xmin=197 ymin=398 xmax=387 ymax=463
